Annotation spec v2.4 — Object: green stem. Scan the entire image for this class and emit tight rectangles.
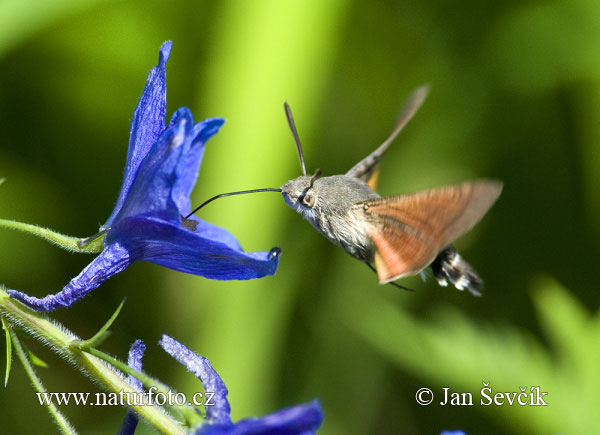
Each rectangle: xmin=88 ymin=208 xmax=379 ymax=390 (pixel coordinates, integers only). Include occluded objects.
xmin=83 ymin=347 xmax=201 ymax=427
xmin=10 ymin=328 xmax=78 ymax=435
xmin=73 ymin=299 xmax=200 ymax=425
xmin=0 ymin=219 xmax=104 ymax=253
xmin=0 ymin=288 xmax=185 ymax=435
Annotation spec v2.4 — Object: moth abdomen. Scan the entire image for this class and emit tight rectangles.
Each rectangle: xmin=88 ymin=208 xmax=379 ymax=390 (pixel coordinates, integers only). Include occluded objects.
xmin=430 ymin=245 xmax=483 ymax=296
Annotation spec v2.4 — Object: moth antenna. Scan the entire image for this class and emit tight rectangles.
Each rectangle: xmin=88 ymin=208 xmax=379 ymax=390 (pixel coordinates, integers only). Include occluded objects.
xmin=308 ymin=168 xmax=322 ymax=189
xmin=185 ymin=188 xmax=282 ymax=218
xmin=284 ymin=101 xmax=307 ymax=176
xmin=364 ymin=262 xmax=415 ymax=292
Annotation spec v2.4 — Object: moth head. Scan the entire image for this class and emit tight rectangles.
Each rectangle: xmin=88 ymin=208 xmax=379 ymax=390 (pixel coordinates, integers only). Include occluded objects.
xmin=281 ymin=169 xmax=323 ymax=214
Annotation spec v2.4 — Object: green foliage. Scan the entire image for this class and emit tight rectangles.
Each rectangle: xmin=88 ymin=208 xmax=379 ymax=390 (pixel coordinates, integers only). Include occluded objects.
xmin=8 ymin=327 xmax=77 ymax=435
xmin=343 ymin=277 xmax=600 ymax=434
xmin=2 ymin=316 xmax=11 ymax=387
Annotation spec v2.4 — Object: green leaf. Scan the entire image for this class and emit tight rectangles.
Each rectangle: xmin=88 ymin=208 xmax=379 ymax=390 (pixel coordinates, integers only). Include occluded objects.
xmin=75 ymin=299 xmax=125 ymax=350
xmin=27 ymin=349 xmax=49 ymax=368
xmin=1 ymin=316 xmax=11 ymax=387
xmin=9 ymin=328 xmax=77 ymax=434
xmin=341 ymin=276 xmax=600 ymax=435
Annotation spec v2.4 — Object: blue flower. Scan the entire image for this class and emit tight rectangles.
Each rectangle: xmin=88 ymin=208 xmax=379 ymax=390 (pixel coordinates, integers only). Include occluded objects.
xmin=9 ymin=41 xmax=280 ymax=311
xmin=159 ymin=335 xmax=324 ymax=435
xmin=118 ymin=340 xmax=145 ymax=435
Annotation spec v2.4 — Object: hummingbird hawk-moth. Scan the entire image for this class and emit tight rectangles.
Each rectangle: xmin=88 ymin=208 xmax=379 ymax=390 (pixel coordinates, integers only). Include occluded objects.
xmin=187 ymin=86 xmax=501 ymax=295
xmin=279 ymin=86 xmax=502 ymax=295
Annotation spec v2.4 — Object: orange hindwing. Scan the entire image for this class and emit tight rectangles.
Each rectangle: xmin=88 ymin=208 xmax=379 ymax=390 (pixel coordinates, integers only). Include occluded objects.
xmin=357 ymin=180 xmax=502 ymax=283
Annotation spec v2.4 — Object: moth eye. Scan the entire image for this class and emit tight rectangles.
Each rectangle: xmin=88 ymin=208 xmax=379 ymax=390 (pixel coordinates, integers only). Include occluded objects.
xmin=302 ymin=192 xmax=315 ymax=208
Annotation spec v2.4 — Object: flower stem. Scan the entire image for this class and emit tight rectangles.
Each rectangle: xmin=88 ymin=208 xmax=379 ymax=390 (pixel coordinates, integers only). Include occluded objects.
xmin=9 ymin=327 xmax=78 ymax=435
xmin=82 ymin=346 xmax=202 ymax=427
xmin=0 ymin=288 xmax=185 ymax=435
xmin=0 ymin=219 xmax=104 ymax=253
xmin=73 ymin=299 xmax=200 ymax=425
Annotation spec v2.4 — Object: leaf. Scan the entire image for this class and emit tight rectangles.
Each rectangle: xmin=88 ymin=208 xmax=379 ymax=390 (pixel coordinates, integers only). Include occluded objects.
xmin=341 ymin=276 xmax=600 ymax=434
xmin=9 ymin=327 xmax=77 ymax=434
xmin=27 ymin=350 xmax=48 ymax=368
xmin=1 ymin=316 xmax=11 ymax=387
xmin=75 ymin=299 xmax=125 ymax=350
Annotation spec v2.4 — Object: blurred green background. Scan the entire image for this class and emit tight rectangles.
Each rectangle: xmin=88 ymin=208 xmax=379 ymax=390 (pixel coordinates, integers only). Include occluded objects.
xmin=1 ymin=0 xmax=599 ymax=433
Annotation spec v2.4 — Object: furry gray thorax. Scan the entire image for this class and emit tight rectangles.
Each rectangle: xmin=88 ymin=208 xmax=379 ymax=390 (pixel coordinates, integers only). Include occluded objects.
xmin=281 ymin=174 xmax=380 ymax=261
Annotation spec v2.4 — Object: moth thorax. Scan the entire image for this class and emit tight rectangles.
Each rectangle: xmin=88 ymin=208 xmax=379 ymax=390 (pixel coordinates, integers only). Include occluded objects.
xmin=312 ymin=206 xmax=373 ymax=262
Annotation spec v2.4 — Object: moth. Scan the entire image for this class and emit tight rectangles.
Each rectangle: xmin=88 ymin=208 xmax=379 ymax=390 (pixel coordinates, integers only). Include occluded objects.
xmin=279 ymin=86 xmax=502 ymax=295
xmin=187 ymin=86 xmax=501 ymax=295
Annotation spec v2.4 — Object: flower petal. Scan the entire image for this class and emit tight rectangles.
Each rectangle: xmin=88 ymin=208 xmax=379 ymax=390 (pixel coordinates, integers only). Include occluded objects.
xmin=118 ymin=339 xmax=146 ymax=435
xmin=171 ymin=114 xmax=226 ymax=215
xmin=118 ymin=412 xmax=139 ymax=435
xmin=193 ymin=400 xmax=324 ymax=435
xmin=127 ymin=339 xmax=145 ymax=391
xmin=159 ymin=335 xmax=231 ymax=425
xmin=188 ymin=218 xmax=243 ymax=251
xmin=107 ymin=216 xmax=280 ymax=280
xmin=113 ymin=112 xmax=190 ymax=224
xmin=112 ymin=109 xmax=224 ymax=224
xmin=104 ymin=41 xmax=172 ymax=229
xmin=8 ymin=242 xmax=131 ymax=311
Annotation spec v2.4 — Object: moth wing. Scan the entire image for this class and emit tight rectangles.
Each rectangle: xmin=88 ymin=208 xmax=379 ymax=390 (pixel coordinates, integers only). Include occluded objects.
xmin=345 ymin=85 xmax=429 ymax=189
xmin=358 ymin=180 xmax=502 ymax=283
xmin=370 ymin=220 xmax=438 ymax=283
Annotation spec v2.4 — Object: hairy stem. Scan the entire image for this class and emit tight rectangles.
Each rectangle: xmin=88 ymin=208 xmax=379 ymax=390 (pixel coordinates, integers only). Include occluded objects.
xmin=0 ymin=288 xmax=185 ymax=435
xmin=10 ymin=327 xmax=78 ymax=435
xmin=0 ymin=219 xmax=104 ymax=253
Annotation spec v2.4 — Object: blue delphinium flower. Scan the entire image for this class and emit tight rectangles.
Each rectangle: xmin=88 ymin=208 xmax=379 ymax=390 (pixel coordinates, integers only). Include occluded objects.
xmin=9 ymin=41 xmax=280 ymax=311
xmin=118 ymin=340 xmax=145 ymax=435
xmin=159 ymin=335 xmax=324 ymax=434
